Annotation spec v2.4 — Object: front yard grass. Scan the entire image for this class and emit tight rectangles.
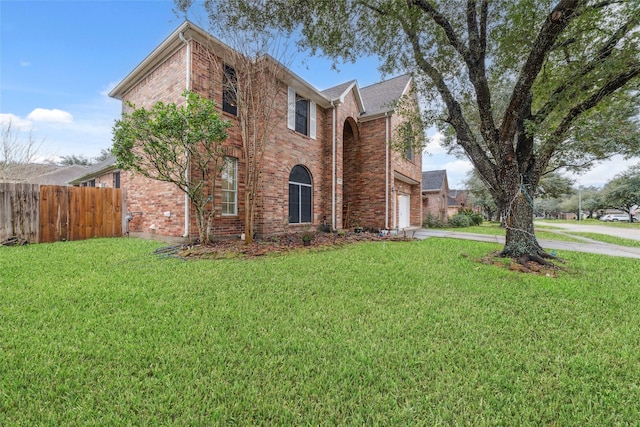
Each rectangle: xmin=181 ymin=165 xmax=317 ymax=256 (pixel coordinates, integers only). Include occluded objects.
xmin=2 ymin=237 xmax=640 ymax=425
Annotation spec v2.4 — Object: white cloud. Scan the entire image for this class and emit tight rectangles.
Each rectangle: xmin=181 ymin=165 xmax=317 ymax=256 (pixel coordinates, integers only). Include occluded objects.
xmin=0 ymin=113 xmax=33 ymax=130
xmin=100 ymin=81 xmax=119 ymax=98
xmin=26 ymin=108 xmax=73 ymax=124
xmin=20 ymin=59 xmax=31 ymax=67
xmin=422 ymin=152 xmax=473 ymax=189
xmin=424 ymin=130 xmax=448 ymax=155
xmin=566 ymin=155 xmax=639 ymax=187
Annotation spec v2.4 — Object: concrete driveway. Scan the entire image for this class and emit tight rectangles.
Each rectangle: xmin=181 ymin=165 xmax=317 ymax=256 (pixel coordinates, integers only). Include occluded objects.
xmin=413 ymin=225 xmax=640 ymax=259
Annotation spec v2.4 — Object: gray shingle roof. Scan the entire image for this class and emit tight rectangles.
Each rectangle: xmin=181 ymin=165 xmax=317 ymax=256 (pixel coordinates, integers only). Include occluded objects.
xmin=37 ymin=165 xmax=90 ymax=185
xmin=422 ymin=170 xmax=447 ymax=191
xmin=360 ymin=74 xmax=411 ymax=118
xmin=321 ymin=80 xmax=357 ymax=100
xmin=1 ymin=163 xmax=89 ymax=185
xmin=68 ymin=155 xmax=117 ymax=185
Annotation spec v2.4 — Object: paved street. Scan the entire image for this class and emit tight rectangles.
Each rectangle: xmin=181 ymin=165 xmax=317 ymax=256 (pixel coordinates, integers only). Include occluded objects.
xmin=412 ymin=225 xmax=640 ymax=259
xmin=535 ymin=221 xmax=640 ymax=241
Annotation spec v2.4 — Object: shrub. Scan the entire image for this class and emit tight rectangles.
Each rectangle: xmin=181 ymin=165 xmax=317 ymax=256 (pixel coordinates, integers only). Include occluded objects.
xmin=449 ymin=213 xmax=472 ymax=228
xmin=460 ymin=209 xmax=483 ymax=226
xmin=422 ymin=212 xmax=445 ymax=228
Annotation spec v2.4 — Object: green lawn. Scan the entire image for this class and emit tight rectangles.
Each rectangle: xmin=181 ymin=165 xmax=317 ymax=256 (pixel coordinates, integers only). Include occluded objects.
xmin=2 ymin=238 xmax=640 ymax=425
xmin=443 ymin=222 xmax=585 ymax=242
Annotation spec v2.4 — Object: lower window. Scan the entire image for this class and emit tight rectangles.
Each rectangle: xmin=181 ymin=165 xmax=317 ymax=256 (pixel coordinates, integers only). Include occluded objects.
xmin=288 ymin=165 xmax=312 ymax=223
xmin=221 ymin=157 xmax=237 ymax=216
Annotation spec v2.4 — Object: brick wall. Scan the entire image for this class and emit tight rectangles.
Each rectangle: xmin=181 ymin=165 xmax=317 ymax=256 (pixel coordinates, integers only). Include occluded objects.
xmin=258 ymin=81 xmax=329 ymax=235
xmin=388 ymin=108 xmax=422 ymax=228
xmin=116 ymin=35 xmax=423 ymax=240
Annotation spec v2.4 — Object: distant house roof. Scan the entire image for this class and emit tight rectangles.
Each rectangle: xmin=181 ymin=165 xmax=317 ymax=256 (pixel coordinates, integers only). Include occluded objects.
xmin=422 ymin=170 xmax=448 ymax=192
xmin=37 ymin=165 xmax=89 ymax=185
xmin=1 ymin=163 xmax=89 ymax=185
xmin=360 ymin=74 xmax=412 ymax=120
xmin=68 ymin=155 xmax=117 ymax=185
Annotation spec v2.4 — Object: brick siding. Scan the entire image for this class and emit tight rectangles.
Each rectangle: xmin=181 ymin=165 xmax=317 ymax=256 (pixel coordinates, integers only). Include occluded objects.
xmin=116 ymin=35 xmax=423 ymax=241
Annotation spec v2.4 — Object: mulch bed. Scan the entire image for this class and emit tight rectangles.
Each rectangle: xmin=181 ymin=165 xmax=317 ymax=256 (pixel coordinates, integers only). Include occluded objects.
xmin=173 ymin=231 xmax=414 ymax=259
xmin=476 ymin=251 xmax=563 ymax=277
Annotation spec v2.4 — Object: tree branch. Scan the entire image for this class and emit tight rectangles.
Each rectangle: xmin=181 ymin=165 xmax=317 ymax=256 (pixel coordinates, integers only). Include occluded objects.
xmin=501 ymin=0 xmax=581 ymax=144
xmin=533 ymin=12 xmax=640 ymax=124
xmin=535 ymin=61 xmax=640 ymax=176
xmin=400 ymin=15 xmax=499 ymax=191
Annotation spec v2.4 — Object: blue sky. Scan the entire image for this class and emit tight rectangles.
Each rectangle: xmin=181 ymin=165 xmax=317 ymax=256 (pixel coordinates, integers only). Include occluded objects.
xmin=1 ymin=0 xmax=634 ymax=188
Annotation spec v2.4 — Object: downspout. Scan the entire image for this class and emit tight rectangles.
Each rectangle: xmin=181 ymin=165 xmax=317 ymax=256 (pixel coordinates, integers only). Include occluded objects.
xmin=331 ymin=101 xmax=337 ymax=230
xmin=385 ymin=112 xmax=389 ymax=230
xmin=180 ymin=31 xmax=191 ymax=238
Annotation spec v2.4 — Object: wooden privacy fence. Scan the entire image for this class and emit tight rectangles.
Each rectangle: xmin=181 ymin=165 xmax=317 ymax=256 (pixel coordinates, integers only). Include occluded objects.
xmin=1 ymin=183 xmax=124 ymax=243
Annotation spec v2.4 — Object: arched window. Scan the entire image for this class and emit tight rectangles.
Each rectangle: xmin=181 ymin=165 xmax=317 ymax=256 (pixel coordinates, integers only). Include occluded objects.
xmin=289 ymin=165 xmax=312 ymax=223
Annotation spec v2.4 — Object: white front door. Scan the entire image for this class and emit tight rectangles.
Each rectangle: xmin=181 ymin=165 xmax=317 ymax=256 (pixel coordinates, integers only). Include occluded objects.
xmin=398 ymin=194 xmax=410 ymax=228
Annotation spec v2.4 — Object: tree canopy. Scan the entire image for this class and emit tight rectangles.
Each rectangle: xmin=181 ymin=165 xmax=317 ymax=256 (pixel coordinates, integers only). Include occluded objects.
xmin=602 ymin=164 xmax=640 ymax=215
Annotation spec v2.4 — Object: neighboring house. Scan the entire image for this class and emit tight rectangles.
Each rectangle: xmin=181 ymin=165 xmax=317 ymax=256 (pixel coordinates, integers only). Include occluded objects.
xmin=422 ymin=170 xmax=449 ymax=223
xmin=447 ymin=189 xmax=471 ymax=217
xmin=108 ymin=21 xmax=423 ymax=241
xmin=68 ymin=155 xmax=121 ymax=189
xmin=1 ymin=163 xmax=89 ymax=185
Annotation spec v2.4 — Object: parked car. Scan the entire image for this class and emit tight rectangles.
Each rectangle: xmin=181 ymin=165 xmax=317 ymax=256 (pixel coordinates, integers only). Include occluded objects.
xmin=599 ymin=213 xmax=636 ymax=222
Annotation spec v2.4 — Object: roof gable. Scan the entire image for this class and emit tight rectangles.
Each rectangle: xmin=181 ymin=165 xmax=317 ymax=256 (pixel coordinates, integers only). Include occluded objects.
xmin=321 ymin=80 xmax=365 ymax=113
xmin=360 ymin=74 xmax=412 ymax=119
xmin=109 ymin=22 xmax=414 ymax=117
xmin=422 ymin=169 xmax=447 ymax=191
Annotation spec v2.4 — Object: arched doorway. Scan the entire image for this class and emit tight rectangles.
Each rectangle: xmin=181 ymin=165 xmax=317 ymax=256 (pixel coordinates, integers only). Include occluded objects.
xmin=342 ymin=118 xmax=360 ymax=228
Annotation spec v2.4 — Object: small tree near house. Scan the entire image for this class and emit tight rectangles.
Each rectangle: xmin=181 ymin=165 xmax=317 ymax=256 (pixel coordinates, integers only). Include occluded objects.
xmin=199 ymin=30 xmax=293 ymax=244
xmin=112 ymin=91 xmax=232 ymax=244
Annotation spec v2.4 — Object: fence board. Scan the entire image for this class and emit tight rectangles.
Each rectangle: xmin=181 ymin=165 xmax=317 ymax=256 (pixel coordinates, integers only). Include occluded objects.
xmin=0 ymin=183 xmax=40 ymax=243
xmin=39 ymin=185 xmax=70 ymax=243
xmin=65 ymin=186 xmax=122 ymax=243
xmin=2 ymin=184 xmax=122 ymax=243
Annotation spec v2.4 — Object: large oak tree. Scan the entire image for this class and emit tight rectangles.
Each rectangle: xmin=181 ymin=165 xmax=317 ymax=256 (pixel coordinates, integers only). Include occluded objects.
xmin=188 ymin=0 xmax=640 ymax=262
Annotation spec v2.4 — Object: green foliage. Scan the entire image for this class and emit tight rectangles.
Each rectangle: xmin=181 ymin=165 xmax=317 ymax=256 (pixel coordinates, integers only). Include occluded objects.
xmin=112 ymin=90 xmax=231 ymax=243
xmin=464 ymin=170 xmax=498 ymax=220
xmin=59 ymin=154 xmax=92 ymax=166
xmin=448 ymin=210 xmax=483 ymax=228
xmin=3 ymin=238 xmax=640 ymax=424
xmin=602 ymin=164 xmax=640 ymax=213
xmin=188 ymin=0 xmax=640 ymax=257
xmin=422 ymin=211 xmax=445 ymax=228
xmin=449 ymin=212 xmax=472 ymax=228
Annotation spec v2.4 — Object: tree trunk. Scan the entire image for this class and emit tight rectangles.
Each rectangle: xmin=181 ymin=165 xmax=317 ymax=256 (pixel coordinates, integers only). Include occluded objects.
xmin=500 ymin=185 xmax=551 ymax=265
xmin=244 ymin=191 xmax=253 ymax=244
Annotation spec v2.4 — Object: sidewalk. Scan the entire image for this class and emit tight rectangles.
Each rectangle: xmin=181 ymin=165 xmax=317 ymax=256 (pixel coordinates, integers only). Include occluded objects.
xmin=412 ymin=229 xmax=640 ymax=259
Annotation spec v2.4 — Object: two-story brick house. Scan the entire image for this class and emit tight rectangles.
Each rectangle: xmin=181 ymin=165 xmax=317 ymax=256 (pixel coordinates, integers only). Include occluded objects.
xmin=109 ymin=21 xmax=422 ymax=241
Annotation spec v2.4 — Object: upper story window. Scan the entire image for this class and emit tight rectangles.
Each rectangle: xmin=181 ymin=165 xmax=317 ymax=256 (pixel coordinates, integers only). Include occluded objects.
xmin=399 ymin=121 xmax=416 ymax=162
xmin=287 ymin=87 xmax=316 ymax=139
xmin=222 ymin=65 xmax=237 ymax=116
xmin=406 ymin=145 xmax=415 ymax=162
xmin=295 ymin=96 xmax=309 ymax=135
